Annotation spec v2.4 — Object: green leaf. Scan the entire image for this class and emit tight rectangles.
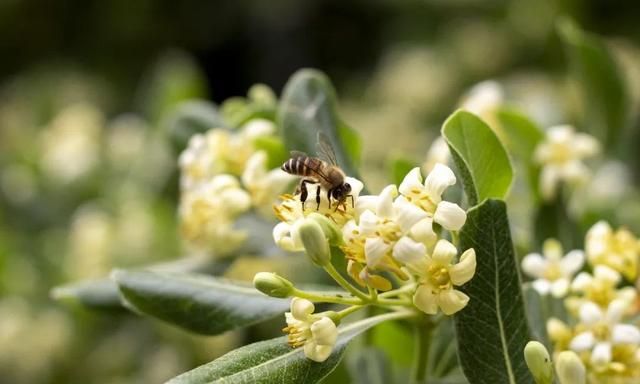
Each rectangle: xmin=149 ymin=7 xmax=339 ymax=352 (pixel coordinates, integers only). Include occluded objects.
xmin=167 ymin=311 xmax=412 ymax=384
xmin=428 ymin=317 xmax=461 ymax=378
xmin=388 ymin=157 xmax=417 ymax=186
xmin=495 ymin=107 xmax=544 ymax=162
xmin=347 ymin=347 xmax=391 ymax=384
xmin=557 ymin=19 xmax=630 ymax=152
xmin=278 ymin=69 xmax=361 ymax=179
xmin=50 ymin=278 xmax=124 ymax=311
xmin=112 ymin=270 xmax=290 ymax=335
xmin=454 ymin=199 xmax=533 ymax=384
xmin=442 ymin=110 xmax=513 ymax=206
xmin=164 ymin=100 xmax=225 ymax=150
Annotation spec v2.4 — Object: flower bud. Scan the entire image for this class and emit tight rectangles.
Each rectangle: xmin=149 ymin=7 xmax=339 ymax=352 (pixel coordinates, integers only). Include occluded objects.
xmin=555 ymin=351 xmax=586 ymax=384
xmin=306 ymin=213 xmax=343 ymax=245
xmin=253 ymin=272 xmax=294 ymax=298
xmin=295 ymin=218 xmax=331 ymax=266
xmin=524 ymin=341 xmax=553 ymax=384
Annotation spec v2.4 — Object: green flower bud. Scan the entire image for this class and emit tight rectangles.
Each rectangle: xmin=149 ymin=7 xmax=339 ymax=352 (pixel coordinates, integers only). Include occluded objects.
xmin=306 ymin=213 xmax=343 ymax=245
xmin=295 ymin=218 xmax=331 ymax=266
xmin=555 ymin=351 xmax=586 ymax=384
xmin=253 ymin=272 xmax=294 ymax=298
xmin=524 ymin=341 xmax=553 ymax=384
xmin=248 ymin=84 xmax=276 ymax=107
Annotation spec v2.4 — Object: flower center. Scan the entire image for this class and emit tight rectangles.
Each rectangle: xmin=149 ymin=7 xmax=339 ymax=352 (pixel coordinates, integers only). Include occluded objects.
xmin=593 ymin=323 xmax=611 ymax=341
xmin=283 ymin=321 xmax=311 ymax=348
xmin=428 ymin=264 xmax=451 ymax=290
xmin=406 ymin=188 xmax=437 ymax=213
xmin=543 ymin=263 xmax=562 ymax=281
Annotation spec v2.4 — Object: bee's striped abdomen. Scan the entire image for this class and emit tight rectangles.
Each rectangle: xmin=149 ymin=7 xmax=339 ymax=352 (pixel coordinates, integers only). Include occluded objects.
xmin=282 ymin=156 xmax=323 ymax=177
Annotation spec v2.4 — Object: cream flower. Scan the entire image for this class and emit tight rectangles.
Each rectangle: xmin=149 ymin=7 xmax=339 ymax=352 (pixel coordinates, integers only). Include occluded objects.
xmin=422 ymin=136 xmax=451 ymax=174
xmin=179 ymin=175 xmax=251 ymax=255
xmin=521 ymin=239 xmax=584 ymax=298
xmin=272 ymin=177 xmax=364 ymax=252
xmin=283 ymin=298 xmax=337 ymax=362
xmin=398 ymin=165 xmax=467 ymax=232
xmin=586 ymin=221 xmax=639 ymax=281
xmin=460 ymin=80 xmax=504 ymax=118
xmin=569 ymin=300 xmax=640 ymax=367
xmin=394 ymin=237 xmax=476 ymax=315
xmin=569 ymin=265 xmax=636 ymax=311
xmin=241 ymin=151 xmax=296 ymax=216
xmin=341 ymin=185 xmax=428 ymax=290
xmin=533 ymin=125 xmax=599 ymax=200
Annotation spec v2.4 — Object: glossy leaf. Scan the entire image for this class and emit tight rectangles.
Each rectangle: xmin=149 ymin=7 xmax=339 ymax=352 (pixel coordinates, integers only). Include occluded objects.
xmin=442 ymin=110 xmax=513 ymax=206
xmin=558 ymin=19 xmax=629 ymax=152
xmin=495 ymin=107 xmax=544 ymax=162
xmin=278 ymin=69 xmax=361 ymax=179
xmin=50 ymin=278 xmax=124 ymax=311
xmin=454 ymin=199 xmax=533 ymax=384
xmin=164 ymin=100 xmax=225 ymax=150
xmin=167 ymin=311 xmax=412 ymax=384
xmin=113 ymin=270 xmax=290 ymax=335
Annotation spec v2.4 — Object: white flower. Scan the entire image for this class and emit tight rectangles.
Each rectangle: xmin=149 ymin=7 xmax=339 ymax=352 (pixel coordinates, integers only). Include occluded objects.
xmin=533 ymin=125 xmax=599 ymax=200
xmin=272 ymin=177 xmax=364 ymax=252
xmin=394 ymin=237 xmax=476 ymax=315
xmin=568 ymin=265 xmax=637 ymax=313
xmin=521 ymin=239 xmax=584 ymax=298
xmin=241 ymin=151 xmax=296 ymax=216
xmin=283 ymin=298 xmax=337 ymax=362
xmin=398 ymin=165 xmax=467 ymax=232
xmin=460 ymin=80 xmax=504 ymax=117
xmin=422 ymin=136 xmax=451 ymax=173
xmin=569 ymin=300 xmax=640 ymax=367
xmin=586 ymin=221 xmax=639 ymax=281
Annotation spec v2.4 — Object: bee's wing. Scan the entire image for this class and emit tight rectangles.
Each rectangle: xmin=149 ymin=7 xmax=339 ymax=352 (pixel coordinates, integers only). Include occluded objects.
xmin=316 ymin=132 xmax=339 ymax=166
xmin=289 ymin=150 xmax=308 ymax=159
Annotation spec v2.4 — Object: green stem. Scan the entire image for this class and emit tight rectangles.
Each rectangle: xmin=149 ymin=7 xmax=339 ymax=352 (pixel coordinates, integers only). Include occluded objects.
xmin=412 ymin=317 xmax=433 ymax=384
xmin=291 ymin=288 xmax=363 ymax=305
xmin=451 ymin=231 xmax=460 ymax=247
xmin=368 ymin=286 xmax=378 ymax=301
xmin=336 ymin=305 xmax=365 ymax=320
xmin=323 ymin=262 xmax=371 ymax=302
xmin=379 ymin=283 xmax=416 ymax=298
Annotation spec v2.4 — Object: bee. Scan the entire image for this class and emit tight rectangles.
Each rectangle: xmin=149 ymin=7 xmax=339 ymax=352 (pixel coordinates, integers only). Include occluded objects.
xmin=281 ymin=133 xmax=353 ymax=211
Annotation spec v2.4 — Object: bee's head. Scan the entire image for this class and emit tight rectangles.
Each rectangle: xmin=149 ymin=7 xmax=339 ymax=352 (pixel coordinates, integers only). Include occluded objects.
xmin=343 ymin=183 xmax=352 ymax=193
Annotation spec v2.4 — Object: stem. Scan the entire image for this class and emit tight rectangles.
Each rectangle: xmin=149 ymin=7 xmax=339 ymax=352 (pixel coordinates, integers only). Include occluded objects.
xmin=379 ymin=283 xmax=416 ymax=298
xmin=451 ymin=231 xmax=460 ymax=247
xmin=412 ymin=316 xmax=433 ymax=384
xmin=336 ymin=305 xmax=365 ymax=320
xmin=368 ymin=286 xmax=378 ymax=301
xmin=323 ymin=262 xmax=371 ymax=302
xmin=291 ymin=288 xmax=363 ymax=305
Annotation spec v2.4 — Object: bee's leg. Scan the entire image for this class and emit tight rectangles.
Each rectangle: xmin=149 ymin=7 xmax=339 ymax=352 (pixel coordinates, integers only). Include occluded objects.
xmin=349 ymin=195 xmax=354 ymax=208
xmin=300 ymin=180 xmax=310 ymax=210
xmin=315 ymin=185 xmax=322 ymax=210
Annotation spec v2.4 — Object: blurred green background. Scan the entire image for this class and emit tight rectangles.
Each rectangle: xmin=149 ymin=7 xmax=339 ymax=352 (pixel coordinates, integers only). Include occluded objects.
xmin=1 ymin=0 xmax=639 ymax=383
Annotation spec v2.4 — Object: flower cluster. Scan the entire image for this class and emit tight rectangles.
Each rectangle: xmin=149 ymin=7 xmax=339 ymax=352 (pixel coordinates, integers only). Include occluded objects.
xmin=268 ymin=163 xmax=476 ymax=361
xmin=523 ymin=221 xmax=640 ymax=381
xmin=178 ymin=117 xmax=295 ymax=256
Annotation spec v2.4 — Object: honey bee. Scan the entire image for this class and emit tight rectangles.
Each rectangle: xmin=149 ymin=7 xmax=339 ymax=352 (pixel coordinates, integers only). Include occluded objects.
xmin=281 ymin=133 xmax=353 ymax=210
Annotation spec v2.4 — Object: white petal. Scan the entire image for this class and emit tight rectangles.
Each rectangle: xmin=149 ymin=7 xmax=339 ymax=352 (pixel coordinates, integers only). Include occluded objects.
xmin=303 ymin=342 xmax=332 ymax=363
xmin=424 ymin=163 xmax=456 ymax=201
xmin=393 ymin=199 xmax=428 ymax=233
xmin=310 ymin=317 xmax=338 ymax=346
xmin=358 ymin=210 xmax=379 ymax=236
xmin=376 ymin=185 xmax=398 ymax=218
xmin=521 ymin=253 xmax=547 ymax=278
xmin=449 ymin=249 xmax=476 ymax=286
xmin=364 ymin=237 xmax=391 ymax=269
xmin=413 ymin=285 xmax=438 ymax=315
xmin=571 ymin=272 xmax=593 ymax=292
xmin=591 ymin=342 xmax=612 ymax=365
xmin=273 ymin=222 xmax=303 ymax=251
xmin=410 ymin=217 xmax=437 ymax=247
xmin=574 ymin=133 xmax=600 ymax=157
xmin=540 ymin=166 xmax=561 ymax=201
xmin=550 ymin=279 xmax=570 ymax=298
xmin=579 ymin=301 xmax=603 ymax=325
xmin=433 ymin=201 xmax=467 ymax=231
xmin=355 ymin=195 xmax=378 ymax=217
xmin=291 ymin=297 xmax=315 ymax=320
xmin=432 ymin=239 xmax=457 ymax=264
xmin=605 ymin=299 xmax=626 ymax=324
xmin=593 ymin=265 xmax=621 ymax=284
xmin=438 ymin=289 xmax=469 ymax=315
xmin=532 ymin=279 xmax=551 ymax=295
xmin=559 ymin=250 xmax=585 ymax=276
xmin=398 ymin=167 xmax=423 ymax=196
xmin=342 ymin=220 xmax=359 ymax=243
xmin=344 ymin=177 xmax=364 ymax=198
xmin=612 ymin=324 xmax=640 ymax=345
xmin=241 ymin=151 xmax=267 ymax=186
xmin=570 ymin=331 xmax=596 ymax=352
xmin=393 ymin=236 xmax=427 ymax=272
xmin=542 ymin=239 xmax=563 ymax=261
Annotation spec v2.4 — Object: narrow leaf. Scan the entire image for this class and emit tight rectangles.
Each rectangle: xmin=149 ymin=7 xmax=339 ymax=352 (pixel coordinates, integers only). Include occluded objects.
xmin=112 ymin=270 xmax=290 ymax=335
xmin=454 ymin=199 xmax=533 ymax=384
xmin=50 ymin=278 xmax=124 ymax=311
xmin=167 ymin=311 xmax=412 ymax=384
xmin=442 ymin=110 xmax=513 ymax=206
xmin=557 ymin=19 xmax=630 ymax=151
xmin=278 ymin=69 xmax=361 ymax=179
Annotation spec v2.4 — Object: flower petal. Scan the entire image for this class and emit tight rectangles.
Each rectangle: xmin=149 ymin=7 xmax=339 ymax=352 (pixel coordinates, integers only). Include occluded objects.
xmin=532 ymin=279 xmax=551 ymax=295
xmin=559 ymin=250 xmax=585 ymax=276
xmin=550 ymin=279 xmax=569 ymax=298
xmin=590 ymin=342 xmax=612 ymax=365
xmin=358 ymin=210 xmax=379 ymax=236
xmin=303 ymin=342 xmax=332 ymax=362
xmin=570 ymin=272 xmax=593 ymax=292
xmin=310 ymin=317 xmax=338 ymax=346
xmin=593 ymin=265 xmax=621 ymax=285
xmin=521 ymin=253 xmax=547 ymax=278
xmin=398 ymin=167 xmax=423 ymax=196
xmin=410 ymin=217 xmax=437 ymax=248
xmin=449 ymin=248 xmax=476 ymax=286
xmin=438 ymin=289 xmax=470 ymax=315
xmin=611 ymin=324 xmax=640 ymax=345
xmin=344 ymin=177 xmax=364 ymax=198
xmin=574 ymin=133 xmax=600 ymax=158
xmin=539 ymin=166 xmax=561 ymax=201
xmin=291 ymin=297 xmax=315 ymax=320
xmin=579 ymin=301 xmax=603 ymax=325
xmin=376 ymin=185 xmax=398 ymax=218
xmin=432 ymin=239 xmax=457 ymax=264
xmin=273 ymin=222 xmax=303 ymax=251
xmin=393 ymin=236 xmax=427 ymax=273
xmin=605 ymin=299 xmax=626 ymax=324
xmin=542 ymin=239 xmax=563 ymax=261
xmin=424 ymin=163 xmax=456 ymax=201
xmin=570 ymin=331 xmax=596 ymax=352
xmin=365 ymin=237 xmax=391 ymax=269
xmin=433 ymin=201 xmax=467 ymax=231
xmin=355 ymin=195 xmax=377 ymax=217
xmin=394 ymin=198 xmax=428 ymax=233
xmin=413 ymin=285 xmax=438 ymax=315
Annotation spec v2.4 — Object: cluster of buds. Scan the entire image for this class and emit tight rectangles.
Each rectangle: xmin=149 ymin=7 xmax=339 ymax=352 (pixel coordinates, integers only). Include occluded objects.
xmin=266 ymin=164 xmax=477 ymax=361
xmin=522 ymin=221 xmax=640 ymax=382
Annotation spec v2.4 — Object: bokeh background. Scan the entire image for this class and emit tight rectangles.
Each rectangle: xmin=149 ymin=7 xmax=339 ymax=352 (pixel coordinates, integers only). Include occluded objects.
xmin=1 ymin=0 xmax=640 ymax=383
